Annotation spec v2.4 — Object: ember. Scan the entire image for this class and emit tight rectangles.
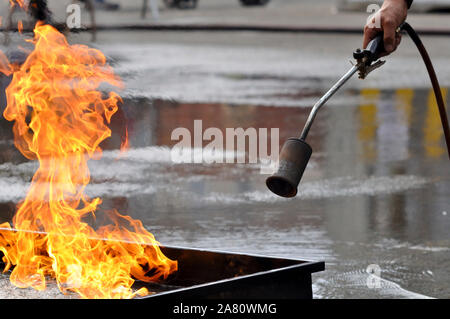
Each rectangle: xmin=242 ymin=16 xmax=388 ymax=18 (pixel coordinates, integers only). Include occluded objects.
xmin=0 ymin=18 xmax=177 ymax=298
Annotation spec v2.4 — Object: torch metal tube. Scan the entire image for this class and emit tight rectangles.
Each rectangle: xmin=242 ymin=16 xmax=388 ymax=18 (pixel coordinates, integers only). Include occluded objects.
xmin=299 ymin=65 xmax=359 ymax=140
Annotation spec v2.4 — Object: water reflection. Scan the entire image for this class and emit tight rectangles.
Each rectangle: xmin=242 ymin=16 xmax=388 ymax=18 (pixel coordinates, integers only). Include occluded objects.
xmin=424 ymin=89 xmax=448 ymax=158
xmin=114 ymin=89 xmax=450 ymax=163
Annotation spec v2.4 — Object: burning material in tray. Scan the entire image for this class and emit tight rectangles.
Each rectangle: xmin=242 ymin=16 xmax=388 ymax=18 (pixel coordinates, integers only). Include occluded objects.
xmin=0 ymin=229 xmax=324 ymax=299
xmin=0 ymin=7 xmax=176 ymax=298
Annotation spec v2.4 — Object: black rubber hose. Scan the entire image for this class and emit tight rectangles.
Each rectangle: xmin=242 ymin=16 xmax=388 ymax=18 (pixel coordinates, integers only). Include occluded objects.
xmin=401 ymin=22 xmax=450 ymax=160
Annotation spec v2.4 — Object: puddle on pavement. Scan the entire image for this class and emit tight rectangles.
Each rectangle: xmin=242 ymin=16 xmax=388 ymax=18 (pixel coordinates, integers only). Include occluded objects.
xmin=0 ymin=88 xmax=448 ymax=298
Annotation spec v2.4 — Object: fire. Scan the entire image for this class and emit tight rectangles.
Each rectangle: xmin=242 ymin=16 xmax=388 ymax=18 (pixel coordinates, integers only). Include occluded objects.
xmin=9 ymin=0 xmax=26 ymax=8
xmin=0 ymin=22 xmax=177 ymax=298
xmin=8 ymin=0 xmax=26 ymax=12
xmin=0 ymin=51 xmax=12 ymax=75
xmin=17 ymin=20 xmax=23 ymax=33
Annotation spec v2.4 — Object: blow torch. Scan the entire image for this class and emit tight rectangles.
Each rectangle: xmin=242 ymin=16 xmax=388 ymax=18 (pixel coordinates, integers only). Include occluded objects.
xmin=266 ymin=22 xmax=450 ymax=198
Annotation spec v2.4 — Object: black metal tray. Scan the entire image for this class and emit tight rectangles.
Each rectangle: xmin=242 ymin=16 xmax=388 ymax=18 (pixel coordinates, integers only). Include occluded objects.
xmin=138 ymin=245 xmax=325 ymax=299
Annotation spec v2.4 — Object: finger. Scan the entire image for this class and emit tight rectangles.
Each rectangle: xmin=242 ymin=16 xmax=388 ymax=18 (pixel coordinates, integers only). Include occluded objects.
xmin=363 ymin=25 xmax=381 ymax=49
xmin=378 ymin=32 xmax=401 ymax=57
xmin=382 ymin=18 xmax=397 ymax=53
xmin=363 ymin=11 xmax=382 ymax=48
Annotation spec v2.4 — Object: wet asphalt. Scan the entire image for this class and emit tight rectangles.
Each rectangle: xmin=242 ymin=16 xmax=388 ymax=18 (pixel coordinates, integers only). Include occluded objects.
xmin=0 ymin=27 xmax=449 ymax=299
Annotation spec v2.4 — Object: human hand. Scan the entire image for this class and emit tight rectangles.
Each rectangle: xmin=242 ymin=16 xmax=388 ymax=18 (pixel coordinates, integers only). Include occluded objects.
xmin=363 ymin=0 xmax=408 ymax=56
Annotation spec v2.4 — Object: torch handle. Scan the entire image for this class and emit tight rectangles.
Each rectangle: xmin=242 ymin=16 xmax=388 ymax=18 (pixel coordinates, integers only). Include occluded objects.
xmin=364 ymin=34 xmax=385 ymax=62
xmin=353 ymin=33 xmax=384 ymax=63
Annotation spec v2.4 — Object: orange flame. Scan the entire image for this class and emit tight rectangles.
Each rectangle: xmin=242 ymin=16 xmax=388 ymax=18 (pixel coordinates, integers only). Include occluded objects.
xmin=0 ymin=51 xmax=12 ymax=76
xmin=17 ymin=20 xmax=23 ymax=33
xmin=9 ymin=0 xmax=26 ymax=9
xmin=0 ymin=23 xmax=177 ymax=298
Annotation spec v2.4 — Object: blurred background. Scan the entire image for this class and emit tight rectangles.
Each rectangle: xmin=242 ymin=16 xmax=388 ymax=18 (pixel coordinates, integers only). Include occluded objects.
xmin=0 ymin=0 xmax=449 ymax=299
